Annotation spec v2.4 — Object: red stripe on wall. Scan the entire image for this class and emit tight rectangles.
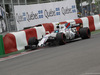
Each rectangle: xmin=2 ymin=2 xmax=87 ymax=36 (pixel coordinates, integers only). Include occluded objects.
xmin=3 ymin=33 xmax=17 ymax=54
xmin=99 ymin=14 xmax=100 ymax=20
xmin=60 ymin=21 xmax=67 ymax=24
xmin=42 ymin=23 xmax=54 ymax=34
xmin=24 ymin=28 xmax=37 ymax=43
xmin=74 ymin=18 xmax=83 ymax=24
xmin=87 ymin=16 xmax=95 ymax=31
xmin=74 ymin=19 xmax=83 ymax=31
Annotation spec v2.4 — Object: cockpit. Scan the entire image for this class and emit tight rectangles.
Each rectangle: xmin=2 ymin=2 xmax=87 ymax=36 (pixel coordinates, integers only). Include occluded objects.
xmin=54 ymin=30 xmax=59 ymax=33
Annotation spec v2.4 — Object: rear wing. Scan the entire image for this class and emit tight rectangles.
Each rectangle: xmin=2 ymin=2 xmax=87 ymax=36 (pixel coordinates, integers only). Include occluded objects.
xmin=66 ymin=21 xmax=83 ymax=28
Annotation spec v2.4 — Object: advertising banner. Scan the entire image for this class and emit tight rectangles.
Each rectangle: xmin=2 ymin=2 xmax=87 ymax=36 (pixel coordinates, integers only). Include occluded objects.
xmin=14 ymin=0 xmax=78 ymax=30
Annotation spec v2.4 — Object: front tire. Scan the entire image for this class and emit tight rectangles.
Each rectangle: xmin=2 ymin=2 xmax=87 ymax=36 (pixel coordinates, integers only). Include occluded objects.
xmin=28 ymin=37 xmax=38 ymax=45
xmin=56 ymin=33 xmax=66 ymax=45
xmin=27 ymin=37 xmax=38 ymax=50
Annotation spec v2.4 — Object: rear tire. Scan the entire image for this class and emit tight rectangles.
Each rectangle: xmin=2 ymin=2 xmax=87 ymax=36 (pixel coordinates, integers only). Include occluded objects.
xmin=79 ymin=27 xmax=91 ymax=39
xmin=56 ymin=33 xmax=66 ymax=45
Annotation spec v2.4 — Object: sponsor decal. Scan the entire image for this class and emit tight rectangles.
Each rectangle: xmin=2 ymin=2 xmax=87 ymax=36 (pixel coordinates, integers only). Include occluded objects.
xmin=16 ymin=6 xmax=76 ymax=24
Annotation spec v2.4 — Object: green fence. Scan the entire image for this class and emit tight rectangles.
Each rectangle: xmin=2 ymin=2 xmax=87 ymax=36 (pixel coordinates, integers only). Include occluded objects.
xmin=0 ymin=35 xmax=5 ymax=55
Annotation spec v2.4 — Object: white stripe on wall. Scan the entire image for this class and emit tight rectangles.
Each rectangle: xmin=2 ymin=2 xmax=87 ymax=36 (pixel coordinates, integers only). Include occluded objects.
xmin=34 ymin=25 xmax=46 ymax=39
xmin=80 ymin=17 xmax=89 ymax=28
xmin=66 ymin=20 xmax=76 ymax=25
xmin=93 ymin=15 xmax=100 ymax=30
xmin=11 ymin=31 xmax=27 ymax=50
xmin=52 ymin=22 xmax=59 ymax=30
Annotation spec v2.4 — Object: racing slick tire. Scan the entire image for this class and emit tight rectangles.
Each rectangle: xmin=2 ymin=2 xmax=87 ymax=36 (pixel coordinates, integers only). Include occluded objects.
xmin=28 ymin=37 xmax=38 ymax=45
xmin=25 ymin=37 xmax=38 ymax=50
xmin=56 ymin=33 xmax=66 ymax=45
xmin=79 ymin=27 xmax=91 ymax=39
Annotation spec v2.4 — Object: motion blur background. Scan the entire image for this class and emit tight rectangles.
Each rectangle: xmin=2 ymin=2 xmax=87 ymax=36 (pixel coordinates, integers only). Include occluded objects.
xmin=0 ymin=0 xmax=100 ymax=33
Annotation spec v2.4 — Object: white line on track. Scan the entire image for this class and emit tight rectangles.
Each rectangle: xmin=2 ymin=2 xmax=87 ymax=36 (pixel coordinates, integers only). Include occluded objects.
xmin=81 ymin=73 xmax=100 ymax=75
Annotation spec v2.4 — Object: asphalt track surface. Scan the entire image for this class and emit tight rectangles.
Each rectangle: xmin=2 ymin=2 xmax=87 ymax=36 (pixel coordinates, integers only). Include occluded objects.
xmin=0 ymin=33 xmax=100 ymax=75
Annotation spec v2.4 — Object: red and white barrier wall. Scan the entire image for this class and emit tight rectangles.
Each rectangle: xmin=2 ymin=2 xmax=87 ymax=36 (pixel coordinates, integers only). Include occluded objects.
xmin=3 ymin=23 xmax=55 ymax=54
xmin=3 ymin=14 xmax=100 ymax=54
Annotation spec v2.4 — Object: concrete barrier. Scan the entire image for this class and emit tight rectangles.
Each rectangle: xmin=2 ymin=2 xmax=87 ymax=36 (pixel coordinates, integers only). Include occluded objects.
xmin=92 ymin=15 xmax=100 ymax=30
xmin=66 ymin=14 xmax=100 ymax=31
xmin=3 ymin=23 xmax=55 ymax=54
xmin=2 ymin=14 xmax=100 ymax=54
xmin=3 ymin=33 xmax=18 ymax=54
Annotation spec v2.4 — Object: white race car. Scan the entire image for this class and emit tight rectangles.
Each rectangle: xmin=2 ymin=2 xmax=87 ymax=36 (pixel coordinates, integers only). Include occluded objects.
xmin=25 ymin=23 xmax=91 ymax=50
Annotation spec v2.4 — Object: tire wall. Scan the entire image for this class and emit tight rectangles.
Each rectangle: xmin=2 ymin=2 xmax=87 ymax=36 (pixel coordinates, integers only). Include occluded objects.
xmin=3 ymin=14 xmax=100 ymax=54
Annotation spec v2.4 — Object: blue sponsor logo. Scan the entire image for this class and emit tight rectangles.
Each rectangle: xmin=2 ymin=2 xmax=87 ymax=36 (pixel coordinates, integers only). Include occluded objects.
xmin=72 ymin=5 xmax=76 ymax=13
xmin=38 ymin=10 xmax=43 ymax=19
xmin=56 ymin=8 xmax=60 ymax=11
xmin=23 ymin=12 xmax=26 ymax=21
xmin=72 ymin=5 xmax=75 ymax=9
xmin=72 ymin=10 xmax=76 ymax=13
xmin=56 ymin=8 xmax=60 ymax=15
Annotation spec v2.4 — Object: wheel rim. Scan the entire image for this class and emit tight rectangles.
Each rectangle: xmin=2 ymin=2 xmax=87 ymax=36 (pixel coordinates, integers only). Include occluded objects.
xmin=62 ymin=33 xmax=66 ymax=44
xmin=87 ymin=28 xmax=91 ymax=38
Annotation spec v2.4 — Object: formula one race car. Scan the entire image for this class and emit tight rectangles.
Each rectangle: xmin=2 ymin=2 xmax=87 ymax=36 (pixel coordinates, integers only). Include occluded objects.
xmin=25 ymin=23 xmax=91 ymax=50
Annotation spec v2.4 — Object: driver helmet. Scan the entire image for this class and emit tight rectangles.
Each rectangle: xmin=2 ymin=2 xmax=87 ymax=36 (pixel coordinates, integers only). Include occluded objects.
xmin=56 ymin=25 xmax=59 ymax=29
xmin=56 ymin=23 xmax=60 ymax=29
